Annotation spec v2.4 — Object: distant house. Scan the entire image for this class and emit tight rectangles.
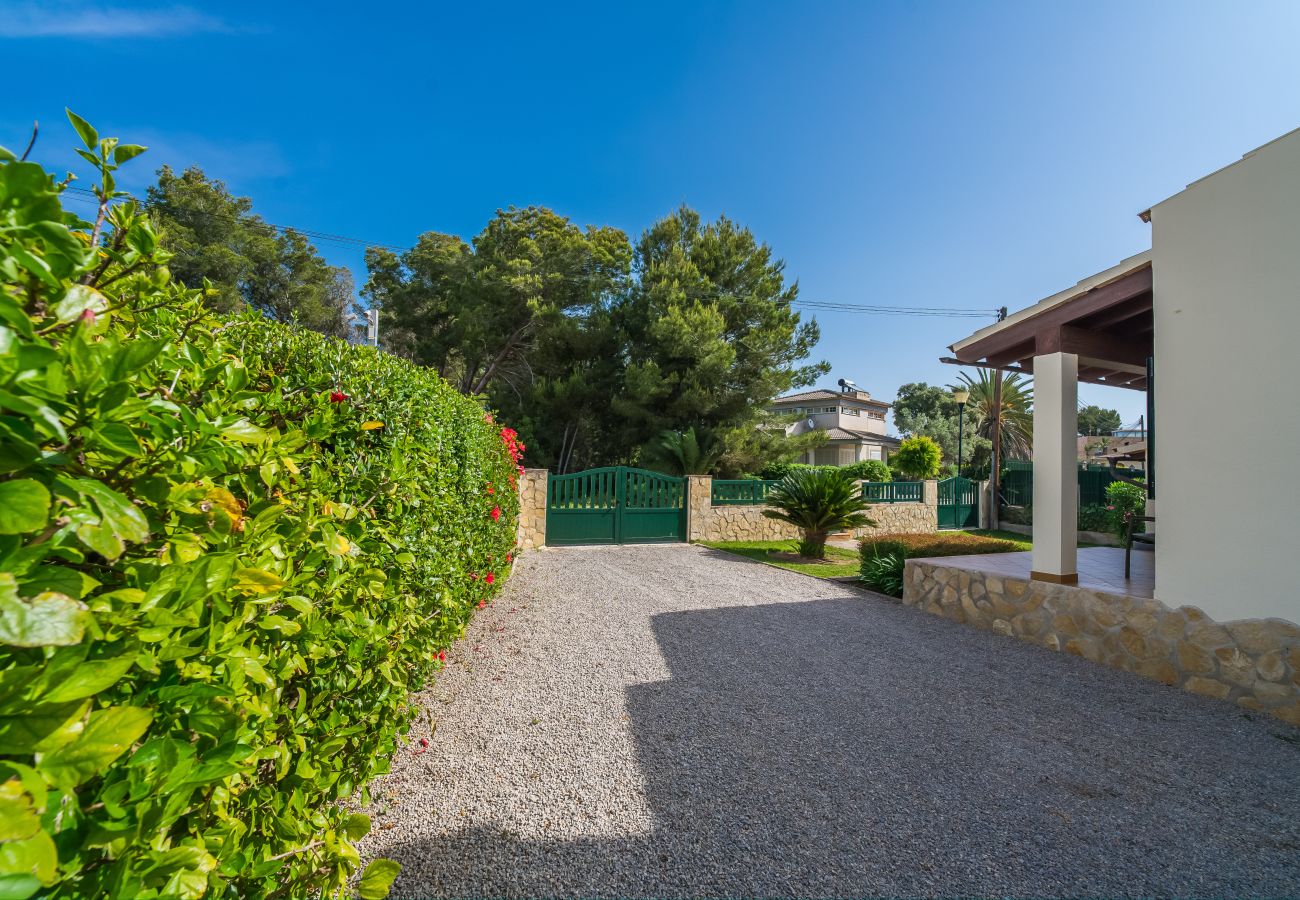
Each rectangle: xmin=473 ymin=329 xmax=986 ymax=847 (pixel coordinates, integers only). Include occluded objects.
xmin=770 ymin=380 xmax=900 ymax=466
xmin=1077 ymin=433 xmax=1145 ymax=467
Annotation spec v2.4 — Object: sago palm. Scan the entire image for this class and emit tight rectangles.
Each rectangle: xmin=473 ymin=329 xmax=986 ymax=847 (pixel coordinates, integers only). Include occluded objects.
xmin=763 ymin=468 xmax=875 ymax=559
xmin=957 ymin=369 xmax=1033 ymax=460
xmin=639 ymin=426 xmax=721 ymax=475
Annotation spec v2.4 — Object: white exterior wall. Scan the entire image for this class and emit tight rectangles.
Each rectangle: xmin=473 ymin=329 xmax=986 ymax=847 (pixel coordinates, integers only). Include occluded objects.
xmin=1149 ymin=128 xmax=1300 ymax=622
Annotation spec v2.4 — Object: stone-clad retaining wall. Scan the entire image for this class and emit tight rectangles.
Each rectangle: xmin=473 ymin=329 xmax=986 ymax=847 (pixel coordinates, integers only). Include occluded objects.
xmin=516 ymin=468 xmax=547 ymax=551
xmin=904 ymin=559 xmax=1300 ymax=725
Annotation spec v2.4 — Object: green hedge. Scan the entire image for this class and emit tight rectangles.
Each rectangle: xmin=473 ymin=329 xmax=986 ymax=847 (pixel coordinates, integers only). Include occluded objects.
xmin=0 ymin=118 xmax=519 ymax=897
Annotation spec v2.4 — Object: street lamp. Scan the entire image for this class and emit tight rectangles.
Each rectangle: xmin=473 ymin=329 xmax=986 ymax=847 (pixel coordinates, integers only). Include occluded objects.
xmin=952 ymin=386 xmax=970 ymax=478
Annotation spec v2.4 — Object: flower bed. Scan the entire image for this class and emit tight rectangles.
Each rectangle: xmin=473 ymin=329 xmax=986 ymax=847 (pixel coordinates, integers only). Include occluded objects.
xmin=859 ymin=531 xmax=1022 ymax=597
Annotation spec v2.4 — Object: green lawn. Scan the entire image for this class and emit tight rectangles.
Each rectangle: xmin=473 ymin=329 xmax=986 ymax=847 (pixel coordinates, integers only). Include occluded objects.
xmin=698 ymin=540 xmax=861 ymax=578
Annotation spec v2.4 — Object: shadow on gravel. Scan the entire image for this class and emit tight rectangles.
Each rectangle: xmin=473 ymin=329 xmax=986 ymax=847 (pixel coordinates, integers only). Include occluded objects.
xmin=386 ymin=595 xmax=1300 ymax=899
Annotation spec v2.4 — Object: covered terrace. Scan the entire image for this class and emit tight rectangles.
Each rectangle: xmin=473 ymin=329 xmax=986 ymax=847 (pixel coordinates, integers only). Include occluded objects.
xmin=945 ymin=250 xmax=1154 ymax=587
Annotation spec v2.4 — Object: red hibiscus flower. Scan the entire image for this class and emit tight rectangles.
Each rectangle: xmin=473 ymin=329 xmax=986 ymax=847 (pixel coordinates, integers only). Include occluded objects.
xmin=490 ymin=506 xmax=501 ymax=522
xmin=329 ymin=391 xmax=348 ymax=403
xmin=477 ymin=599 xmax=486 ymax=608
xmin=505 ymin=552 xmax=512 ymax=563
xmin=486 ymin=484 xmax=495 ymax=495
xmin=485 ymin=572 xmax=495 ymax=585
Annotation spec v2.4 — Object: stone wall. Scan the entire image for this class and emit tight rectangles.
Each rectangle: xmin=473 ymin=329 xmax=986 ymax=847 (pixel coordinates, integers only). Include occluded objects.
xmin=853 ymin=497 xmax=936 ymax=538
xmin=516 ymin=468 xmax=547 ymax=551
xmin=689 ymin=476 xmax=939 ymax=543
xmin=903 ymin=559 xmax=1300 ymax=725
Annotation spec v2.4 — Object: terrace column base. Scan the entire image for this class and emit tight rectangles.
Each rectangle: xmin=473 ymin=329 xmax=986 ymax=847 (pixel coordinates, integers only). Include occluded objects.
xmin=1030 ymin=570 xmax=1079 ymax=585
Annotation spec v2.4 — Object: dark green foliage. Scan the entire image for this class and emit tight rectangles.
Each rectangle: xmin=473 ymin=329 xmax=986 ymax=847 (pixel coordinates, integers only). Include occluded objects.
xmin=639 ymin=426 xmax=720 ymax=475
xmin=147 ymin=166 xmax=356 ymax=336
xmin=1077 ymin=504 xmax=1112 ymax=532
xmin=0 ymin=116 xmax=517 ymax=899
xmin=893 ymin=435 xmax=942 ymax=480
xmin=860 ymin=552 xmax=906 ymax=597
xmin=758 ymin=461 xmax=813 ymax=480
xmin=1078 ymin=405 xmax=1122 ymax=436
xmin=762 ymin=468 xmax=874 ymax=559
xmin=1106 ymin=480 xmax=1147 ymax=538
xmin=840 ymin=460 xmax=891 ymax=482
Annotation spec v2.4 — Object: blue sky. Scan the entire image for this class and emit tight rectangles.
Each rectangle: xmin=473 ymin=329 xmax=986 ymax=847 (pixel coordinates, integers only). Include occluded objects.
xmin=6 ymin=1 xmax=1300 ymax=428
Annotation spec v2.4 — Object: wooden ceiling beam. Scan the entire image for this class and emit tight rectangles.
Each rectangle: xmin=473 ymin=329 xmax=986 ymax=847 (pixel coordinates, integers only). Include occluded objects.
xmin=1036 ymin=325 xmax=1152 ymax=370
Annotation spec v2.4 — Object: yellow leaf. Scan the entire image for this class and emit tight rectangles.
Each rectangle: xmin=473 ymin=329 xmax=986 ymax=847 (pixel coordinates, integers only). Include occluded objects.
xmin=235 ymin=568 xmax=284 ymax=595
xmin=328 ymin=535 xmax=350 ymax=556
xmin=360 ymin=421 xmax=384 ymax=431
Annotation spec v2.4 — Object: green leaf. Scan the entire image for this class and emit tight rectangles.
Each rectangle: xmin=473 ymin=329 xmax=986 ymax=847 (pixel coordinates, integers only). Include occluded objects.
xmin=342 ymin=813 xmax=371 ymax=841
xmin=0 ymin=575 xmax=88 ymax=647
xmin=220 ymin=419 xmax=270 ymax=444
xmin=0 ymin=481 xmax=49 ymax=534
xmin=42 ymin=655 xmax=134 ymax=703
xmin=0 ymin=701 xmax=88 ymax=754
xmin=65 ymin=109 xmax=98 ymax=151
xmin=37 ymin=705 xmax=152 ymax=790
xmin=0 ymin=830 xmax=57 ymax=891
xmin=112 ymin=144 xmax=147 ymax=164
xmin=356 ymin=859 xmax=401 ymax=900
xmin=52 ymin=285 xmax=107 ymax=325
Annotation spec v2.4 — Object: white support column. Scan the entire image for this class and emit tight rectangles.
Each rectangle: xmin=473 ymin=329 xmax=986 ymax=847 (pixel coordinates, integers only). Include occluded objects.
xmin=1031 ymin=351 xmax=1079 ymax=584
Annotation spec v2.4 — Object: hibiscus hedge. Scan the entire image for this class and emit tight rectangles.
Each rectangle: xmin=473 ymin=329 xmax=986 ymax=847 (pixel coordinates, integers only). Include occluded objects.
xmin=0 ymin=116 xmax=519 ymax=898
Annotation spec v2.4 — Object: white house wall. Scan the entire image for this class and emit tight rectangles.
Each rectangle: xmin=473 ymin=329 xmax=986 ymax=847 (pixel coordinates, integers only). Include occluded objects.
xmin=1150 ymin=128 xmax=1300 ymax=623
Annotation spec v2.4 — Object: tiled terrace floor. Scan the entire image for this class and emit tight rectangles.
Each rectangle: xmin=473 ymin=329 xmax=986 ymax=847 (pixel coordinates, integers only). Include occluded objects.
xmin=917 ymin=545 xmax=1154 ymax=599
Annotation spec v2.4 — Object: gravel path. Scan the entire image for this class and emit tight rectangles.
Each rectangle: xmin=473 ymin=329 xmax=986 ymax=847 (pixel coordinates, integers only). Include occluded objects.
xmin=359 ymin=544 xmax=1300 ymax=899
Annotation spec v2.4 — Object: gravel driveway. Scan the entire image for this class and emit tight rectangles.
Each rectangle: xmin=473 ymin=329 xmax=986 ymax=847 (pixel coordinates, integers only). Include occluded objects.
xmin=359 ymin=544 xmax=1300 ymax=899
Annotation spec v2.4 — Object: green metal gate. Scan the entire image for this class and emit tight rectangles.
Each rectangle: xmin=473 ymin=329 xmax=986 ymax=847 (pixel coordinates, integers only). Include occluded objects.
xmin=937 ymin=476 xmax=978 ymax=529
xmin=546 ymin=466 xmax=687 ymax=546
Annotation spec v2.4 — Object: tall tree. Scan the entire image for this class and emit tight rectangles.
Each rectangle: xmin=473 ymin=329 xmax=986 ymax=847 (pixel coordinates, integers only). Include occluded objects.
xmin=1078 ymin=404 xmax=1122 ymax=436
xmin=611 ymin=206 xmax=827 ymax=462
xmin=146 ymin=166 xmax=353 ymax=335
xmin=363 ymin=206 xmax=632 ymax=396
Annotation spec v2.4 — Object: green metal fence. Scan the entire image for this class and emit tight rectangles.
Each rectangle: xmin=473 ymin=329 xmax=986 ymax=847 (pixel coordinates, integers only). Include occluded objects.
xmin=710 ymin=479 xmax=780 ymax=505
xmin=861 ymin=481 xmax=924 ymax=503
xmin=1000 ymin=460 xmax=1146 ymax=509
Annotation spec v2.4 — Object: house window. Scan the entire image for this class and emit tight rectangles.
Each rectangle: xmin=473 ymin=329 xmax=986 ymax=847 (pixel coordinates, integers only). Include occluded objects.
xmin=867 ymin=410 xmax=885 ymax=420
xmin=822 ymin=406 xmax=837 ymax=413
xmin=866 ymin=445 xmax=882 ymax=461
xmin=842 ymin=407 xmax=860 ymax=416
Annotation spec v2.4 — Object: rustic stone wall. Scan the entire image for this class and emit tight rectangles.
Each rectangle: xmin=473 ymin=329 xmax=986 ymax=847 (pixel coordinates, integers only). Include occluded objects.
xmin=690 ymin=477 xmax=939 ymax=543
xmin=853 ymin=500 xmax=936 ymax=538
xmin=516 ymin=468 xmax=547 ymax=551
xmin=903 ymin=559 xmax=1300 ymax=725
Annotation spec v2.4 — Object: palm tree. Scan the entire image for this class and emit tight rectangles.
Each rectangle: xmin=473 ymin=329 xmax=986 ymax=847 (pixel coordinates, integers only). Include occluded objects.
xmin=957 ymin=369 xmax=1033 ymax=459
xmin=639 ymin=426 xmax=721 ymax=475
xmin=763 ymin=468 xmax=875 ymax=559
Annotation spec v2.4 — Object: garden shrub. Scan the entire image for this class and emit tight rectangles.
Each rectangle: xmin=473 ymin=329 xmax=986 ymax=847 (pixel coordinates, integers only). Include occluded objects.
xmin=892 ymin=436 xmax=942 ymax=480
xmin=839 ymin=460 xmax=890 ymax=482
xmin=860 ymin=552 xmax=906 ymax=597
xmin=0 ymin=117 xmax=519 ymax=898
xmin=1077 ymin=503 xmax=1111 ymax=533
xmin=1105 ymin=480 xmax=1147 ymax=539
xmin=757 ymin=461 xmax=811 ymax=480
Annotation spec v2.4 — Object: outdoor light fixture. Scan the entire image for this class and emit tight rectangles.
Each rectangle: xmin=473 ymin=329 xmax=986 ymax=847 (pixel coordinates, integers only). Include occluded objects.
xmin=953 ymin=387 xmax=970 ymax=478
